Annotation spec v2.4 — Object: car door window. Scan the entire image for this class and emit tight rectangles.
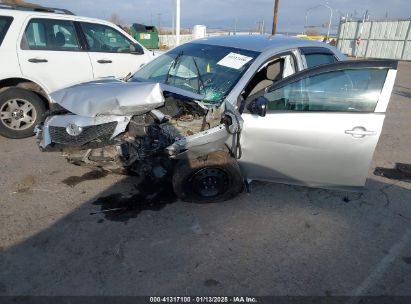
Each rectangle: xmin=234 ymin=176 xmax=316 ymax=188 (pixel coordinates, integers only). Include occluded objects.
xmin=0 ymin=16 xmax=13 ymax=46
xmin=244 ymin=53 xmax=296 ymax=98
xmin=263 ymin=68 xmax=388 ymax=112
xmin=81 ymin=22 xmax=135 ymax=53
xmin=301 ymin=47 xmax=337 ymax=68
xmin=22 ymin=18 xmax=81 ymax=51
xmin=305 ymin=53 xmax=336 ymax=68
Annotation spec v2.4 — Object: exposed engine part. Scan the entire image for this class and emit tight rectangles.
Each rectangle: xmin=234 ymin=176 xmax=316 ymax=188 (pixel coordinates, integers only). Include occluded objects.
xmin=156 ymin=95 xmax=184 ymax=117
xmin=54 ymin=94 xmax=225 ymax=178
xmin=157 ymin=98 xmax=222 ymax=139
xmin=64 ymin=146 xmax=121 ymax=169
xmin=128 ymin=113 xmax=156 ymax=138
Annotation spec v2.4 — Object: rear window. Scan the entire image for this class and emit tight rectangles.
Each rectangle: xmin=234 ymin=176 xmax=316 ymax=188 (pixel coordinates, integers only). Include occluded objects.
xmin=0 ymin=16 xmax=13 ymax=46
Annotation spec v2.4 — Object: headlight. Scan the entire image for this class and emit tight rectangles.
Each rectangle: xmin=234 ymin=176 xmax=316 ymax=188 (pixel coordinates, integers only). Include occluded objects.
xmin=66 ymin=123 xmax=83 ymax=136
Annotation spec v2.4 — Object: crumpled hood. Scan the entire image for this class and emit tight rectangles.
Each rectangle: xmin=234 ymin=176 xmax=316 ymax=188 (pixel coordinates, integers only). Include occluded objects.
xmin=50 ymin=79 xmax=165 ymax=117
xmin=51 ymin=78 xmax=207 ymax=118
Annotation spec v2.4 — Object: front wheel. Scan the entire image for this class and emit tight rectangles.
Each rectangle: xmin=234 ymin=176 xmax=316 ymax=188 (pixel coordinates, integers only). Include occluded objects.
xmin=172 ymin=151 xmax=244 ymax=203
xmin=0 ymin=88 xmax=46 ymax=139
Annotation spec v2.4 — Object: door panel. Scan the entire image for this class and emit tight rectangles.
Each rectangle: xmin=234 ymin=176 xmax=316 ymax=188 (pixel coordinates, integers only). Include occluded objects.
xmin=80 ymin=22 xmax=149 ymax=78
xmin=17 ymin=18 xmax=93 ymax=93
xmin=239 ymin=60 xmax=397 ymax=189
xmin=240 ymin=112 xmax=385 ymax=189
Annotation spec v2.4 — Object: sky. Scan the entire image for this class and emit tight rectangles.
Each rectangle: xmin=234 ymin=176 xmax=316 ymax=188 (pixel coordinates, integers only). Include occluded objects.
xmin=16 ymin=0 xmax=411 ymax=34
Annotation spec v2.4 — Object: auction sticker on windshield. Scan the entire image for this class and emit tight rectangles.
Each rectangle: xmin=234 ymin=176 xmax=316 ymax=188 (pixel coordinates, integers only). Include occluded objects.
xmin=217 ymin=52 xmax=253 ymax=70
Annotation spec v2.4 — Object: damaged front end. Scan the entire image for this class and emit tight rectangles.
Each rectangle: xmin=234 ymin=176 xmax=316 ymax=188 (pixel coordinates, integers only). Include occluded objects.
xmin=37 ymin=79 xmax=240 ymax=178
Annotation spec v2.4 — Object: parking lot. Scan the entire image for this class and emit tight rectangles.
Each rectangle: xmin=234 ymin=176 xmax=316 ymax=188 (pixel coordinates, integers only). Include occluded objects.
xmin=0 ymin=61 xmax=410 ymax=296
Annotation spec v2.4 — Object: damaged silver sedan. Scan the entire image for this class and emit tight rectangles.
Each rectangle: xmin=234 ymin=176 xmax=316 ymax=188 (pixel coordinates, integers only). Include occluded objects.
xmin=36 ymin=36 xmax=398 ymax=202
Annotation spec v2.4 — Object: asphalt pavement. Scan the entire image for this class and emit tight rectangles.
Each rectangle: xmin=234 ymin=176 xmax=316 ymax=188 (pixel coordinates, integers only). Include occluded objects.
xmin=0 ymin=62 xmax=410 ymax=296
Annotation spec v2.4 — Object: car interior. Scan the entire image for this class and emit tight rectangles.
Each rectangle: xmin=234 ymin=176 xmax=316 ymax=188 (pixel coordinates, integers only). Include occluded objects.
xmin=242 ymin=54 xmax=297 ymax=101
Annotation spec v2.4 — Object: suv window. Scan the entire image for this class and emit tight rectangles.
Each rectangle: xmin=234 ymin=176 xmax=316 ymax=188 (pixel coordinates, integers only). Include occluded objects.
xmin=81 ymin=22 xmax=137 ymax=53
xmin=0 ymin=16 xmax=13 ymax=46
xmin=301 ymin=47 xmax=337 ymax=68
xmin=22 ymin=18 xmax=81 ymax=51
xmin=264 ymin=68 xmax=388 ymax=112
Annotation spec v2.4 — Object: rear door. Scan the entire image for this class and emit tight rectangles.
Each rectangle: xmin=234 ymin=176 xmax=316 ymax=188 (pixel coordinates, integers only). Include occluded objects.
xmin=17 ymin=17 xmax=93 ymax=93
xmin=239 ymin=60 xmax=397 ymax=190
xmin=79 ymin=22 xmax=150 ymax=78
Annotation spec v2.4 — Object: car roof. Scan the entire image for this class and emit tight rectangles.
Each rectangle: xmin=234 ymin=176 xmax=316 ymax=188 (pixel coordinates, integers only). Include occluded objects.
xmin=191 ymin=34 xmax=336 ymax=53
xmin=0 ymin=8 xmax=112 ymax=24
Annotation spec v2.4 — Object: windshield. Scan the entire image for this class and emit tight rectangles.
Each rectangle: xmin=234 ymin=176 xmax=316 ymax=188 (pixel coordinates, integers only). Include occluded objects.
xmin=131 ymin=43 xmax=260 ymax=104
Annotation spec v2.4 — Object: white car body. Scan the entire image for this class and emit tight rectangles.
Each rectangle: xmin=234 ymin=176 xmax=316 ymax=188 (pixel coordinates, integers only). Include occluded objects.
xmin=0 ymin=5 xmax=154 ymax=138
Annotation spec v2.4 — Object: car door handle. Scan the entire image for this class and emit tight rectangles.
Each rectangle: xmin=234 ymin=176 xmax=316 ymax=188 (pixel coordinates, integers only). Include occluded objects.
xmin=28 ymin=58 xmax=48 ymax=63
xmin=97 ymin=59 xmax=112 ymax=64
xmin=345 ymin=127 xmax=376 ymax=138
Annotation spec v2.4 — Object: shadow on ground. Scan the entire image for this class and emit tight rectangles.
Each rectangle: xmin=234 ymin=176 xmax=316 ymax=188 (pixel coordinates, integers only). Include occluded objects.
xmin=0 ymin=168 xmax=411 ymax=296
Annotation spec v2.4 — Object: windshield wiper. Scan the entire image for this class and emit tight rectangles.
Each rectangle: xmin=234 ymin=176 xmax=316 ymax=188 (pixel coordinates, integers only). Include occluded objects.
xmin=192 ymin=57 xmax=206 ymax=95
xmin=165 ymin=51 xmax=184 ymax=85
xmin=122 ymin=72 xmax=133 ymax=82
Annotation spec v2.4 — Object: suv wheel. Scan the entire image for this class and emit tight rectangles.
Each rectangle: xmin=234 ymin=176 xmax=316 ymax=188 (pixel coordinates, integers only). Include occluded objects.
xmin=0 ymin=88 xmax=46 ymax=139
xmin=172 ymin=151 xmax=244 ymax=203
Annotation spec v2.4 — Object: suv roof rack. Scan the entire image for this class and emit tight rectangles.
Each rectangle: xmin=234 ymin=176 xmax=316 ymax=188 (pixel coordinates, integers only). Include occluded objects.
xmin=0 ymin=3 xmax=75 ymax=15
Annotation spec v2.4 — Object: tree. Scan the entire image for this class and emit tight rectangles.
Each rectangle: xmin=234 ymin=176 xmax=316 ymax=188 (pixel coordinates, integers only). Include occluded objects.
xmin=109 ymin=13 xmax=122 ymax=26
xmin=305 ymin=27 xmax=321 ymax=36
xmin=0 ymin=0 xmax=43 ymax=8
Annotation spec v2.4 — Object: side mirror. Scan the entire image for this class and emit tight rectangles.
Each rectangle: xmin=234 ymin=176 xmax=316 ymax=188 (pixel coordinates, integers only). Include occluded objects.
xmin=247 ymin=96 xmax=268 ymax=117
xmin=130 ymin=43 xmax=144 ymax=55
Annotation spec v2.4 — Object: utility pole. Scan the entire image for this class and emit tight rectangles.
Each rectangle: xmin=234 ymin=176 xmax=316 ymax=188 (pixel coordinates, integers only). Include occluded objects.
xmin=157 ymin=13 xmax=162 ymax=33
xmin=256 ymin=21 xmax=262 ymax=34
xmin=176 ymin=0 xmax=181 ymax=46
xmin=272 ymin=0 xmax=279 ymax=35
xmin=172 ymin=14 xmax=175 ymax=35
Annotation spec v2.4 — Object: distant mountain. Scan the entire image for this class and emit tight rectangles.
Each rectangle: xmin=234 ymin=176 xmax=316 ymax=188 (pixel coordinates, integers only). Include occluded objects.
xmin=0 ymin=0 xmax=44 ymax=8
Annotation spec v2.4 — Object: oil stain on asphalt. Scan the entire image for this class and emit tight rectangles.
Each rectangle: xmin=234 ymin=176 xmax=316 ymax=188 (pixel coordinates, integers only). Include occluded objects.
xmin=15 ymin=175 xmax=36 ymax=193
xmin=91 ymin=178 xmax=177 ymax=222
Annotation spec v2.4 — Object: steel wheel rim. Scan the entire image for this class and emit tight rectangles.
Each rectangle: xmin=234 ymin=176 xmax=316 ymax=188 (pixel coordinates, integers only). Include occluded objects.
xmin=0 ymin=98 xmax=37 ymax=131
xmin=188 ymin=167 xmax=229 ymax=198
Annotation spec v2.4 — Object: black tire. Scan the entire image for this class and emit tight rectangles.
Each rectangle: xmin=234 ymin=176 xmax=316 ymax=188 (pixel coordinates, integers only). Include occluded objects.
xmin=0 ymin=88 xmax=47 ymax=139
xmin=172 ymin=150 xmax=244 ymax=203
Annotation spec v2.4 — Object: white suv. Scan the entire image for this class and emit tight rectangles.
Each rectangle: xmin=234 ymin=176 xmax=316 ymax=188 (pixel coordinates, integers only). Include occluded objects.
xmin=0 ymin=4 xmax=153 ymax=138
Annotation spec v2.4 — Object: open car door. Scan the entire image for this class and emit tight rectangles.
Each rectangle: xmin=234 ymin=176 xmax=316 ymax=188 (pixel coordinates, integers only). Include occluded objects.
xmin=239 ymin=60 xmax=397 ymax=190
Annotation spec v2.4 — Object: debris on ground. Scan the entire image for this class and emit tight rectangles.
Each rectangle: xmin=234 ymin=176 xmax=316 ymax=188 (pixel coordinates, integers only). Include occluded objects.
xmin=374 ymin=163 xmax=411 ymax=182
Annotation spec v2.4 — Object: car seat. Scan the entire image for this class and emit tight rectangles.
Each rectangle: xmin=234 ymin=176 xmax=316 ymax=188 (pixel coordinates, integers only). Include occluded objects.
xmin=248 ymin=59 xmax=284 ymax=96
